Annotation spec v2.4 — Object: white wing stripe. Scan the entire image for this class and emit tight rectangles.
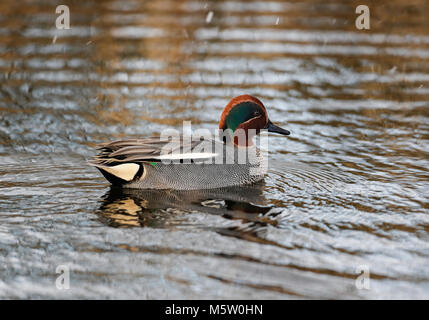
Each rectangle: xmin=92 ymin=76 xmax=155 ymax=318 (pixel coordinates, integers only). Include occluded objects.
xmin=156 ymin=152 xmax=218 ymax=160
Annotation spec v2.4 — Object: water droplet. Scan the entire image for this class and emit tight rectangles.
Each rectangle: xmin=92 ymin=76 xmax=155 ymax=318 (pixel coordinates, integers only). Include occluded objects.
xmin=206 ymin=11 xmax=214 ymax=24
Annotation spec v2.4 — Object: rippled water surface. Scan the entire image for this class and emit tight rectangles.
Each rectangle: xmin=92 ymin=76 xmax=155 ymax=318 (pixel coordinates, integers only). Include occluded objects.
xmin=1 ymin=0 xmax=429 ymax=299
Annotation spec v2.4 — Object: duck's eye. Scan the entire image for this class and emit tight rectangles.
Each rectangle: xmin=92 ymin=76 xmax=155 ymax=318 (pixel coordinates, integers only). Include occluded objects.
xmin=253 ymin=111 xmax=261 ymax=117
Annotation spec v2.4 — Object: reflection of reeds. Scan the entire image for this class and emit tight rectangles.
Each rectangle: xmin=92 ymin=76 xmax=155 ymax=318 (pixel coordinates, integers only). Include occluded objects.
xmin=3 ymin=0 xmax=428 ymax=126
xmin=1 ymin=0 xmax=428 ymax=166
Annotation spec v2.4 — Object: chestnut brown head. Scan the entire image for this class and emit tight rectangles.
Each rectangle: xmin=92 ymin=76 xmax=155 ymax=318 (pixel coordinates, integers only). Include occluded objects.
xmin=219 ymin=95 xmax=290 ymax=145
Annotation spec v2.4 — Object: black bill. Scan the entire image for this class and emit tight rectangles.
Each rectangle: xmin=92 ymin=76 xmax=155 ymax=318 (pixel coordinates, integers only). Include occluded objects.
xmin=266 ymin=120 xmax=290 ymax=136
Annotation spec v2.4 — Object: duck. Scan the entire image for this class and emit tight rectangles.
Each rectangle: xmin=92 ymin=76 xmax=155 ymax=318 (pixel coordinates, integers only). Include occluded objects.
xmin=88 ymin=95 xmax=290 ymax=190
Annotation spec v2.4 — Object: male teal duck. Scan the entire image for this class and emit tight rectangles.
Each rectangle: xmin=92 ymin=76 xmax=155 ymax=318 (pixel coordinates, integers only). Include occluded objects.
xmin=89 ymin=95 xmax=290 ymax=190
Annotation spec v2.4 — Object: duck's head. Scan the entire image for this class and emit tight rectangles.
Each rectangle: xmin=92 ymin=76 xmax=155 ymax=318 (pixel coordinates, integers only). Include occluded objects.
xmin=219 ymin=95 xmax=290 ymax=146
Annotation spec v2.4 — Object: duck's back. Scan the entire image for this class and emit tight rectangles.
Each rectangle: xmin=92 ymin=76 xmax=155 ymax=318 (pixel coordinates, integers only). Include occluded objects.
xmin=89 ymin=137 xmax=266 ymax=190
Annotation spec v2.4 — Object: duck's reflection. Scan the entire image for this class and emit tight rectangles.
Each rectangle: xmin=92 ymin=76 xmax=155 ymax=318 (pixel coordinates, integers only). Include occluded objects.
xmin=97 ymin=182 xmax=273 ymax=228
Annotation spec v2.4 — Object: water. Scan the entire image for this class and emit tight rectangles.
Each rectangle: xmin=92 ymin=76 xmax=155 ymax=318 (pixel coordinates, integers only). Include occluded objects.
xmin=1 ymin=0 xmax=428 ymax=299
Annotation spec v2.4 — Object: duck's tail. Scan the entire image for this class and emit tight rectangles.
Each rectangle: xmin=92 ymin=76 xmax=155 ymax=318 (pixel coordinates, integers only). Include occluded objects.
xmin=88 ymin=160 xmax=141 ymax=185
